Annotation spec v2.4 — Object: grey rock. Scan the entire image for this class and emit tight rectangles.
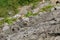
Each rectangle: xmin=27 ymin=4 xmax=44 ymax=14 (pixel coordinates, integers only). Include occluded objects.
xmin=1 ymin=2 xmax=60 ymax=40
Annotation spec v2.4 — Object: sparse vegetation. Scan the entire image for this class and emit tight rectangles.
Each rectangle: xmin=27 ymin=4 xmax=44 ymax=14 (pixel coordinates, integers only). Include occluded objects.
xmin=0 ymin=20 xmax=4 ymax=25
xmin=40 ymin=4 xmax=54 ymax=12
xmin=0 ymin=0 xmax=42 ymax=17
xmin=24 ymin=4 xmax=54 ymax=17
xmin=0 ymin=17 xmax=17 ymax=25
xmin=25 ymin=11 xmax=38 ymax=17
xmin=4 ymin=17 xmax=17 ymax=24
xmin=0 ymin=0 xmax=42 ymax=25
xmin=0 ymin=0 xmax=55 ymax=26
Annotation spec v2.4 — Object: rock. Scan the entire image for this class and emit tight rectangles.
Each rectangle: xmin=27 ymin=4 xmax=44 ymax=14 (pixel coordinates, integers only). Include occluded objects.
xmin=10 ymin=24 xmax=20 ymax=33
xmin=55 ymin=6 xmax=60 ymax=9
xmin=0 ymin=28 xmax=2 ymax=32
xmin=13 ymin=14 xmax=21 ymax=18
xmin=22 ymin=17 xmax=29 ymax=22
xmin=0 ymin=18 xmax=4 ymax=20
xmin=38 ymin=37 xmax=44 ymax=40
xmin=2 ymin=23 xmax=11 ymax=34
xmin=50 ymin=37 xmax=55 ymax=40
xmin=1 ymin=2 xmax=60 ymax=40
xmin=29 ymin=35 xmax=38 ymax=40
xmin=50 ymin=0 xmax=57 ymax=5
xmin=51 ymin=8 xmax=55 ymax=11
xmin=2 ymin=23 xmax=9 ymax=31
xmin=19 ymin=6 xmax=31 ymax=15
xmin=0 ymin=33 xmax=8 ymax=40
xmin=32 ymin=8 xmax=40 ymax=13
xmin=54 ymin=36 xmax=60 ymax=40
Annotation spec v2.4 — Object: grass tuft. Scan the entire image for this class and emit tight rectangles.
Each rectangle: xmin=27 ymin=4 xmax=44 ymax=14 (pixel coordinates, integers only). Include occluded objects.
xmin=40 ymin=4 xmax=54 ymax=12
xmin=25 ymin=11 xmax=38 ymax=17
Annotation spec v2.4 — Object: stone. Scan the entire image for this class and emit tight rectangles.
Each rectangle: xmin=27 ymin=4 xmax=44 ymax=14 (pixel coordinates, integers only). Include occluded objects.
xmin=32 ymin=8 xmax=40 ymax=13
xmin=22 ymin=17 xmax=29 ymax=22
xmin=2 ymin=23 xmax=9 ymax=31
xmin=54 ymin=36 xmax=60 ymax=40
xmin=38 ymin=37 xmax=43 ymax=40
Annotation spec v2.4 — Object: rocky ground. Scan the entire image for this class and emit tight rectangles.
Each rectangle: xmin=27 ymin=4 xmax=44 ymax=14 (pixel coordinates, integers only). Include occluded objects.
xmin=0 ymin=1 xmax=60 ymax=40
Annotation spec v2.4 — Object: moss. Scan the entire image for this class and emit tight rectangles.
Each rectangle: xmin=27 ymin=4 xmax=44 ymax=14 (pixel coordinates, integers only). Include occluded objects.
xmin=31 ymin=2 xmax=40 ymax=9
xmin=0 ymin=17 xmax=17 ymax=25
xmin=0 ymin=0 xmax=42 ymax=17
xmin=0 ymin=20 xmax=4 ymax=25
xmin=24 ymin=11 xmax=38 ymax=17
xmin=0 ymin=0 xmax=42 ymax=25
xmin=4 ymin=18 xmax=13 ymax=24
xmin=25 ymin=11 xmax=33 ymax=17
xmin=4 ymin=17 xmax=17 ymax=24
xmin=18 ymin=0 xmax=42 ymax=6
xmin=40 ymin=4 xmax=54 ymax=12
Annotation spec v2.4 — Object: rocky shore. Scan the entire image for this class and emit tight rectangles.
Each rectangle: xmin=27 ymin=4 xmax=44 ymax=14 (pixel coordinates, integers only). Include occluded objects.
xmin=0 ymin=1 xmax=60 ymax=40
